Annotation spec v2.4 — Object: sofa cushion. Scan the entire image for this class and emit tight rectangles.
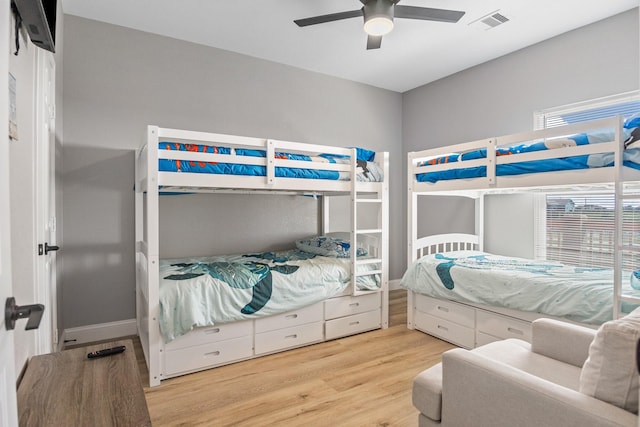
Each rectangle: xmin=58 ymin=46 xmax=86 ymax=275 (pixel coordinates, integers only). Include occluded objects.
xmin=472 ymin=338 xmax=582 ymax=390
xmin=413 ymin=338 xmax=583 ymax=421
xmin=413 ymin=363 xmax=443 ymax=421
xmin=579 ymin=307 xmax=640 ymax=413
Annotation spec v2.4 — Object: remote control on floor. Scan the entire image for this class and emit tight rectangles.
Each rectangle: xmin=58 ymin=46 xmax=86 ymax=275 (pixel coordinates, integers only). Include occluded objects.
xmin=87 ymin=345 xmax=126 ymax=359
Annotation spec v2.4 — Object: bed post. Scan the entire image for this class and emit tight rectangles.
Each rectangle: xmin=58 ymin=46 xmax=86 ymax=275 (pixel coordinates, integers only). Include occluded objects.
xmin=475 ymin=194 xmax=485 ymax=252
xmin=407 ymin=152 xmax=416 ymax=329
xmin=320 ymin=194 xmax=329 ymax=235
xmin=381 ymin=151 xmax=390 ymax=329
xmin=613 ymin=116 xmax=623 ymax=319
xmin=146 ymin=126 xmax=161 ymax=387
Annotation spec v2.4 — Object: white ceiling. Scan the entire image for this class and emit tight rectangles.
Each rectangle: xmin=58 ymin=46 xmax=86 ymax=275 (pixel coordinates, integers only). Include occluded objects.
xmin=61 ymin=0 xmax=638 ymax=93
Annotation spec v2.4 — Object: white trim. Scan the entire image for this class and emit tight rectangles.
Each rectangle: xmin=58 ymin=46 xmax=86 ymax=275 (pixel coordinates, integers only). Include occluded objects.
xmin=63 ymin=319 xmax=137 ymax=347
xmin=56 ymin=330 xmax=66 ymax=352
xmin=389 ymin=279 xmax=402 ymax=290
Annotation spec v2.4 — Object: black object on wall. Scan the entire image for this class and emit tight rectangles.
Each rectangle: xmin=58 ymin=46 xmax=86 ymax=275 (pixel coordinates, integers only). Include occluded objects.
xmin=12 ymin=0 xmax=56 ymax=53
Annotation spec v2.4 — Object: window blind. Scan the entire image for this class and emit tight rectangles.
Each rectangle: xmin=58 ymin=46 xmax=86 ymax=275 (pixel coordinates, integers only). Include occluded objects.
xmin=533 ymin=92 xmax=640 ymax=269
xmin=534 ymin=91 xmax=640 ymax=130
xmin=542 ymin=193 xmax=640 ymax=270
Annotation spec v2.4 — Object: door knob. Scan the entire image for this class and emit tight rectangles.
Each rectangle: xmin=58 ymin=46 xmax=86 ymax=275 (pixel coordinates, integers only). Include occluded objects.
xmin=5 ymin=297 xmax=44 ymax=331
xmin=38 ymin=242 xmax=60 ymax=255
xmin=45 ymin=243 xmax=59 ymax=254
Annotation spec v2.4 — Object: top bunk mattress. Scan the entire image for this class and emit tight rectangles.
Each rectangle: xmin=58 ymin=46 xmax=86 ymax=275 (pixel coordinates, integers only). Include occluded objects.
xmin=411 ymin=116 xmax=640 ymax=190
xmin=158 ymin=142 xmax=384 ymax=182
xmin=400 ymin=250 xmax=640 ymax=325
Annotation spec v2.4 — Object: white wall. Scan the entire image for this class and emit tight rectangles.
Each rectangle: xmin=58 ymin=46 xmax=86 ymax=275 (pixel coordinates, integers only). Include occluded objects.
xmin=403 ymin=9 xmax=639 ymax=259
xmin=61 ymin=16 xmax=403 ymax=329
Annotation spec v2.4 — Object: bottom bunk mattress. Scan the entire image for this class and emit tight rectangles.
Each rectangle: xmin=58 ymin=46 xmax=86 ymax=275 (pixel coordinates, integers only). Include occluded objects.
xmin=400 ymin=250 xmax=640 ymax=325
xmin=160 ymin=248 xmax=380 ymax=343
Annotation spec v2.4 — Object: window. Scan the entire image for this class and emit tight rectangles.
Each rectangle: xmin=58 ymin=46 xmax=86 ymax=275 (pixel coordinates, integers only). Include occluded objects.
xmin=534 ymin=91 xmax=640 ymax=130
xmin=540 ymin=193 xmax=640 ymax=271
xmin=533 ymin=92 xmax=640 ymax=268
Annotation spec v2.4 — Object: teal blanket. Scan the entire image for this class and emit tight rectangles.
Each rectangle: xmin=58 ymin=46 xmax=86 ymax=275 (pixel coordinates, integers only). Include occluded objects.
xmin=401 ymin=250 xmax=640 ymax=325
xmin=160 ymin=249 xmax=380 ymax=342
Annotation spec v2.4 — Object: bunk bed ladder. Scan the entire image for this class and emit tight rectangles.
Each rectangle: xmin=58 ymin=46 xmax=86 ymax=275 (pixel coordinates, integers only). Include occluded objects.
xmin=349 ymin=151 xmax=388 ymax=299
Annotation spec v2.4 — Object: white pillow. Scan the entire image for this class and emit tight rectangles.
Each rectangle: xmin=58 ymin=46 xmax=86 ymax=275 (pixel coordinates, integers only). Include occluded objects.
xmin=579 ymin=307 xmax=640 ymax=413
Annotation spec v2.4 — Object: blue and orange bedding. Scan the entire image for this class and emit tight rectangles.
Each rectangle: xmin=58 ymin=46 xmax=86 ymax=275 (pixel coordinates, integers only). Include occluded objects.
xmin=400 ymin=250 xmax=640 ymax=325
xmin=416 ymin=127 xmax=640 ymax=183
xmin=158 ymin=142 xmax=384 ymax=182
xmin=159 ymin=247 xmax=380 ymax=343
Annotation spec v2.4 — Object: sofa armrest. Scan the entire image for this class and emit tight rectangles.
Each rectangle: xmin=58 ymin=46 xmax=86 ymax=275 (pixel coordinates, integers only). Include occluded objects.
xmin=531 ymin=318 xmax=597 ymax=367
xmin=441 ymin=349 xmax=636 ymax=427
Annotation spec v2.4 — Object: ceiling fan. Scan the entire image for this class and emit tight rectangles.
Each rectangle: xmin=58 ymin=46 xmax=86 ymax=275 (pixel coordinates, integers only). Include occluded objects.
xmin=294 ymin=0 xmax=466 ymax=50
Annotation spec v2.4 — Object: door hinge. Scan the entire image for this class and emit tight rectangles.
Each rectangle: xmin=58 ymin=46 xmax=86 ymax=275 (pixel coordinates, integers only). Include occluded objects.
xmin=53 ymin=328 xmax=58 ymax=344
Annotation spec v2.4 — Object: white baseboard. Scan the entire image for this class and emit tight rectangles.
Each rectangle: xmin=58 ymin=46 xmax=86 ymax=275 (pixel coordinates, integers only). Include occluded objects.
xmin=63 ymin=319 xmax=137 ymax=347
xmin=389 ymin=279 xmax=402 ymax=291
xmin=57 ymin=329 xmax=66 ymax=352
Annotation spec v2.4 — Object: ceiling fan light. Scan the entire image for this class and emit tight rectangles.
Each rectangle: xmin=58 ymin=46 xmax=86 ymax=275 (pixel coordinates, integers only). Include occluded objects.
xmin=363 ymin=0 xmax=394 ymax=36
xmin=364 ymin=16 xmax=394 ymax=36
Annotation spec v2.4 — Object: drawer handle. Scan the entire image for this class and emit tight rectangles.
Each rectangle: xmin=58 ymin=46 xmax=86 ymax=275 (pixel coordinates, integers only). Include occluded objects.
xmin=436 ymin=306 xmax=449 ymax=313
xmin=204 ymin=351 xmax=221 ymax=357
xmin=204 ymin=328 xmax=221 ymax=335
xmin=349 ymin=321 xmax=360 ymax=326
xmin=285 ymin=314 xmax=298 ymax=320
xmin=285 ymin=334 xmax=298 ymax=339
xmin=349 ymin=302 xmax=360 ymax=307
xmin=437 ymin=324 xmax=449 ymax=332
xmin=507 ymin=327 xmax=524 ymax=336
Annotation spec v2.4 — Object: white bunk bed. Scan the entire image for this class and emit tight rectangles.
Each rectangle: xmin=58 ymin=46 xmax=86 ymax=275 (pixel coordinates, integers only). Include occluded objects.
xmin=135 ymin=126 xmax=389 ymax=387
xmin=404 ymin=116 xmax=640 ymax=349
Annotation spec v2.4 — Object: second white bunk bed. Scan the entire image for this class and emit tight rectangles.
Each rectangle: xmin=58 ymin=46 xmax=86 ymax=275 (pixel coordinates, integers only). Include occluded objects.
xmin=403 ymin=116 xmax=640 ymax=349
xmin=135 ymin=126 xmax=389 ymax=387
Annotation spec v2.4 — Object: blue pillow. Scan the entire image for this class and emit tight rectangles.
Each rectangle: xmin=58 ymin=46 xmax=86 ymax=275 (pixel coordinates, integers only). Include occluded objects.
xmin=295 ymin=235 xmax=367 ymax=258
xmin=624 ymin=114 xmax=640 ymax=129
xmin=631 ymin=270 xmax=640 ymax=290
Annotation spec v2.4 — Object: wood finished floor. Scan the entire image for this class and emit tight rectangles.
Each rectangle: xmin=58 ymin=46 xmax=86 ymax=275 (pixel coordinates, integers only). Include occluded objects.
xmin=129 ymin=289 xmax=455 ymax=426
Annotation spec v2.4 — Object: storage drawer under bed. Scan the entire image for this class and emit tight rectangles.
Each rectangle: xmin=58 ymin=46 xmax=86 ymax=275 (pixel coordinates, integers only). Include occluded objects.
xmin=476 ymin=310 xmax=532 ymax=343
xmin=255 ymin=302 xmax=323 ymax=334
xmin=164 ymin=319 xmax=253 ymax=351
xmin=414 ymin=310 xmax=475 ymax=349
xmin=414 ymin=294 xmax=475 ymax=328
xmin=325 ymin=309 xmax=381 ymax=340
xmin=325 ymin=293 xmax=380 ymax=320
xmin=163 ymin=335 xmax=254 ymax=377
xmin=254 ymin=321 xmax=324 ymax=355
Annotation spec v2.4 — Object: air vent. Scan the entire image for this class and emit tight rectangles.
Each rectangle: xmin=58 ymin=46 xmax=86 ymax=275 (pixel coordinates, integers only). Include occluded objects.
xmin=469 ymin=10 xmax=510 ymax=31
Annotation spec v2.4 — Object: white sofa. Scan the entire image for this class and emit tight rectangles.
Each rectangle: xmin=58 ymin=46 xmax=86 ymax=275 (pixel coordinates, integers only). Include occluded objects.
xmin=413 ymin=314 xmax=640 ymax=427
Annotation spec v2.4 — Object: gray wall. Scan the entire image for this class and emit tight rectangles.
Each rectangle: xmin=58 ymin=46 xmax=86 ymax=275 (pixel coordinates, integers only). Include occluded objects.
xmin=62 ymin=16 xmax=403 ymax=329
xmin=402 ymin=9 xmax=639 ymax=260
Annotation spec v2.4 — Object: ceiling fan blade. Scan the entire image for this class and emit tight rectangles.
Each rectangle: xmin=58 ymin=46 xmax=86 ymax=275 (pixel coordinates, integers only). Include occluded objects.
xmin=367 ymin=35 xmax=382 ymax=50
xmin=294 ymin=9 xmax=363 ymax=27
xmin=394 ymin=5 xmax=465 ymax=23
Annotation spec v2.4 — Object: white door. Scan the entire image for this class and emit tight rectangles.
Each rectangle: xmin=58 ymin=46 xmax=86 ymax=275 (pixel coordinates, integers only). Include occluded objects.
xmin=0 ymin=0 xmax=19 ymax=424
xmin=34 ymin=48 xmax=57 ymax=354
